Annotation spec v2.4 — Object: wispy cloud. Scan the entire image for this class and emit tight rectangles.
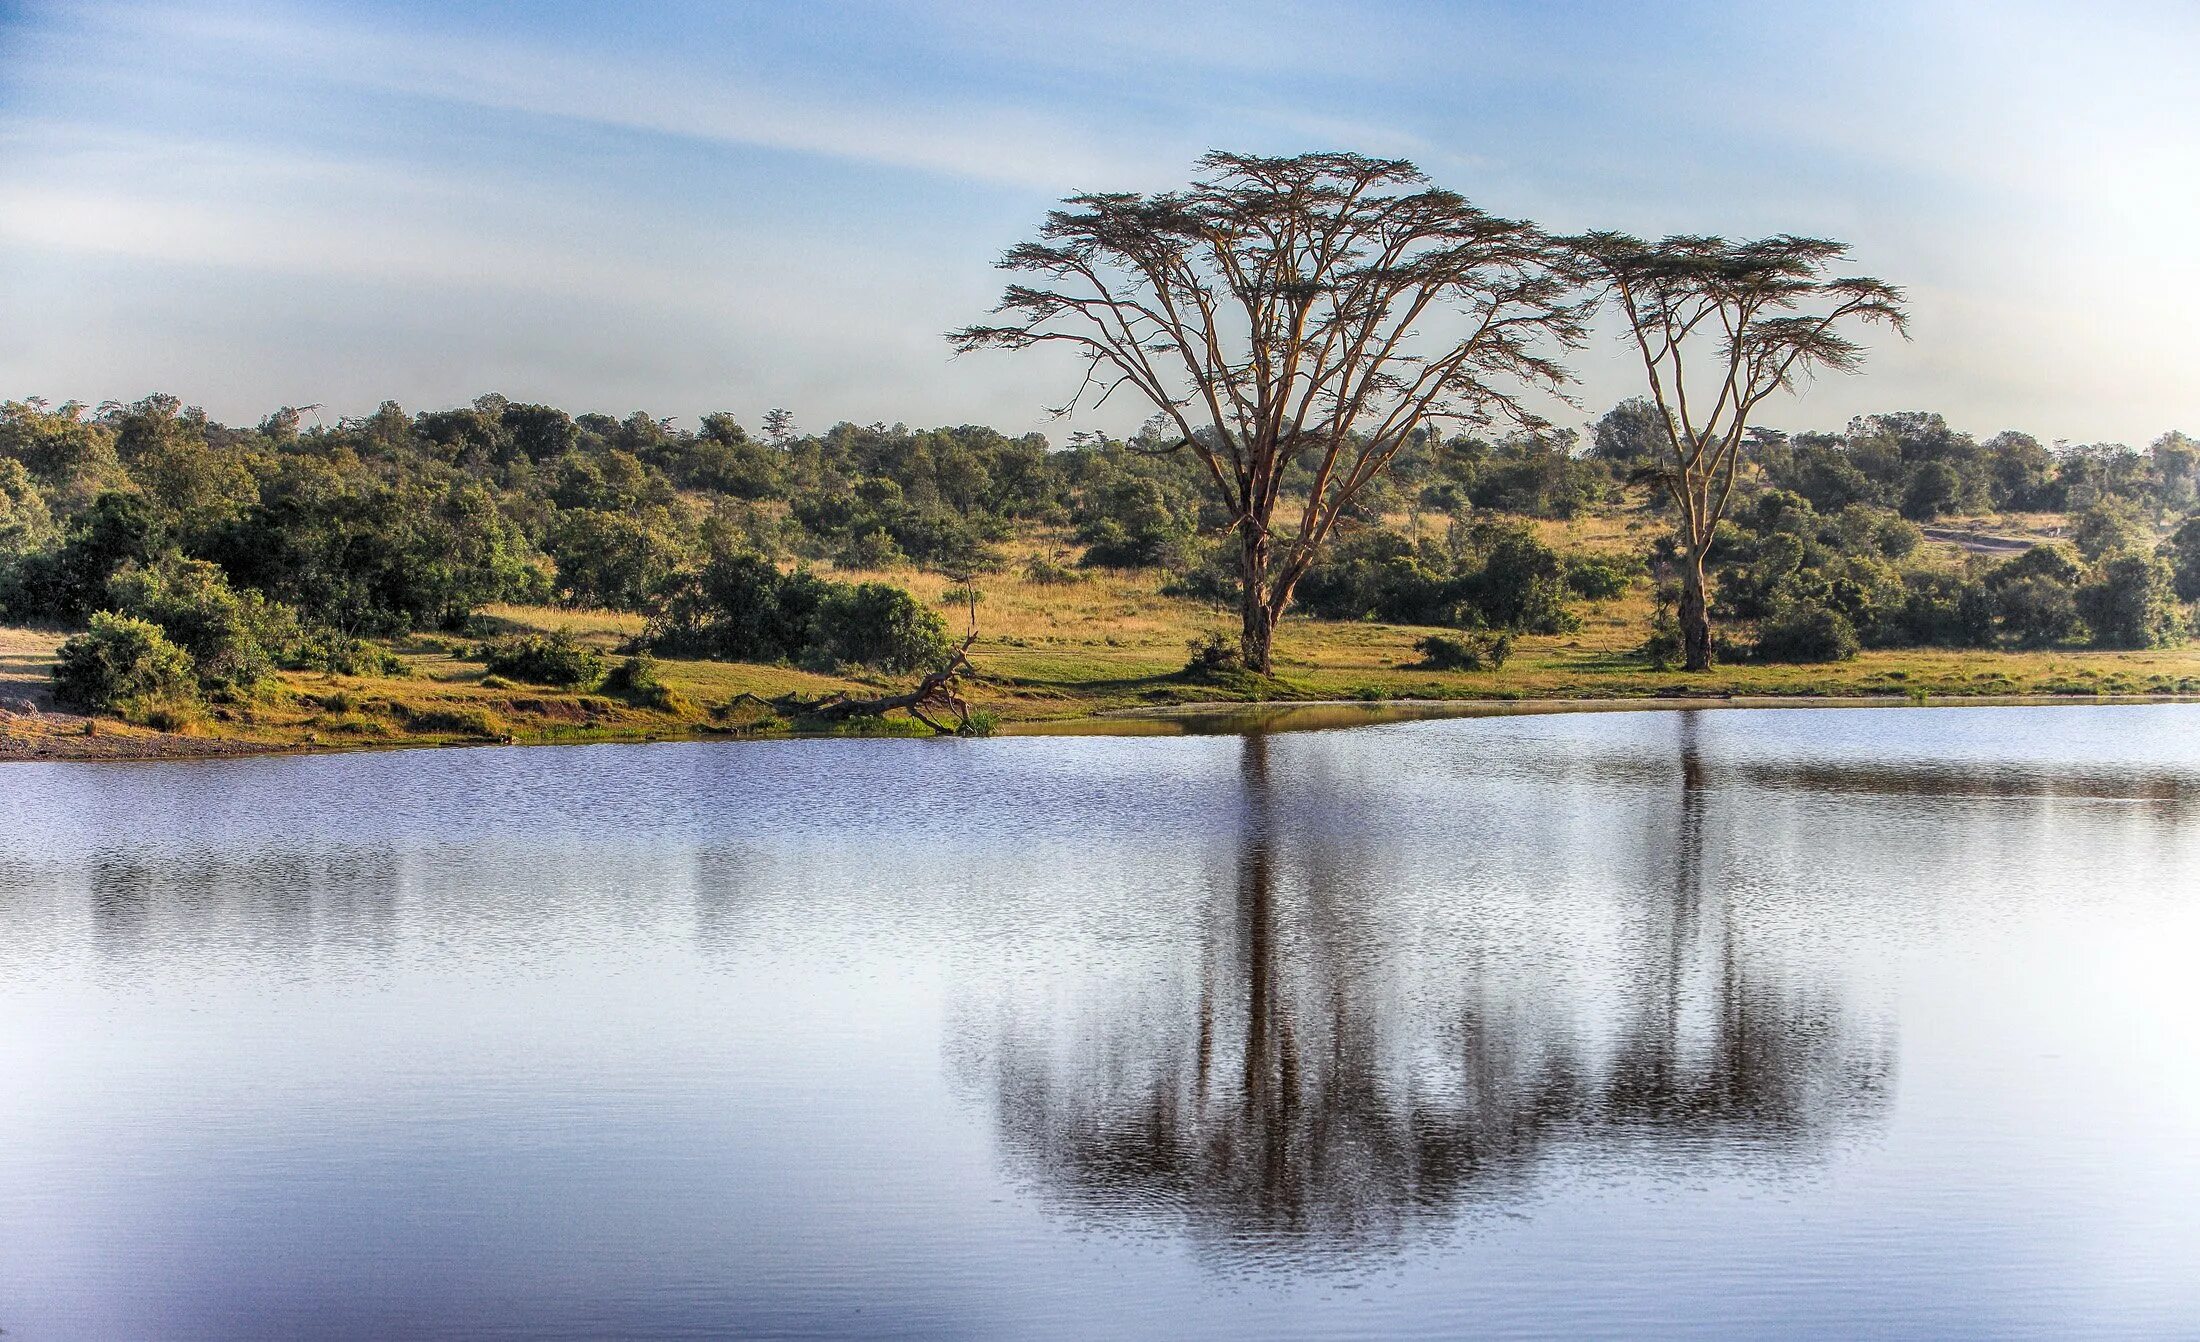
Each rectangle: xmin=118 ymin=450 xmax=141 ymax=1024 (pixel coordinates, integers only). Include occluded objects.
xmin=43 ymin=1 xmax=1188 ymax=190
xmin=2 ymin=0 xmax=2193 ymax=442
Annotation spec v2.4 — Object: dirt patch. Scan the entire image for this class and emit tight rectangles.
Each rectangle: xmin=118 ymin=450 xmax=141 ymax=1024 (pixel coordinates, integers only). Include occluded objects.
xmin=0 ymin=705 xmax=276 ymax=762
xmin=1919 ymin=525 xmax=2038 ymax=556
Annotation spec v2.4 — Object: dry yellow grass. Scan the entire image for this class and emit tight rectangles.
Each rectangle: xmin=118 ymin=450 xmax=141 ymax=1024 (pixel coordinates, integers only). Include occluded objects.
xmin=8 ymin=513 xmax=2200 ymax=760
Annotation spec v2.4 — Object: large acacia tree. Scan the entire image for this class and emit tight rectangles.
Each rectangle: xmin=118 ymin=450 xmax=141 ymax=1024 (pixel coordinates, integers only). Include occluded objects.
xmin=1570 ymin=233 xmax=1908 ymax=670
xmin=952 ymin=151 xmax=1585 ymax=673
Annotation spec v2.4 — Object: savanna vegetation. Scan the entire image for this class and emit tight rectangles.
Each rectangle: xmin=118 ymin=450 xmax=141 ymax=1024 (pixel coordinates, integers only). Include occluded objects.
xmin=4 ymin=151 xmax=2199 ymax=753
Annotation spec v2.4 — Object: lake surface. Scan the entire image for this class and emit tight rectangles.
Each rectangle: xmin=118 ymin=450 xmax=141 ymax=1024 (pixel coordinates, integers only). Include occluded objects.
xmin=3 ymin=704 xmax=2198 ymax=1339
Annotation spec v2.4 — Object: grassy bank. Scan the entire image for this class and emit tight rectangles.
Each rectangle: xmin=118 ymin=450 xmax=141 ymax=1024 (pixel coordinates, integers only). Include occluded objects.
xmin=8 ymin=530 xmax=2200 ymax=761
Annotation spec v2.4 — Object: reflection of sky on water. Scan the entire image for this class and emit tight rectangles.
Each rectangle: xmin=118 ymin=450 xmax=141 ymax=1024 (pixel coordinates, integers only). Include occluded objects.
xmin=1 ymin=705 xmax=2197 ymax=1337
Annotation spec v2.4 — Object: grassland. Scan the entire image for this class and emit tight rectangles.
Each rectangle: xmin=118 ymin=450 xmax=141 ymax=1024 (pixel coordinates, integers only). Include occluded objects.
xmin=6 ymin=516 xmax=2199 ymax=762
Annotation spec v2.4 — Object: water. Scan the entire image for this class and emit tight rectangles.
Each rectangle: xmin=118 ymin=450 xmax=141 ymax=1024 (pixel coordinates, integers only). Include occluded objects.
xmin=3 ymin=704 xmax=2198 ymax=1339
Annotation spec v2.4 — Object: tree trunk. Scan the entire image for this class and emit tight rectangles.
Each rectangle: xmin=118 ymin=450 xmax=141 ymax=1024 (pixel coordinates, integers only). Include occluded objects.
xmin=1679 ymin=545 xmax=1714 ymax=672
xmin=1239 ymin=527 xmax=1275 ymax=674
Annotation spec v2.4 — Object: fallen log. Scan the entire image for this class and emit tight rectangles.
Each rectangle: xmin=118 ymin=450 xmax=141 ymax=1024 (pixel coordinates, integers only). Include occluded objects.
xmin=732 ymin=635 xmax=983 ymax=735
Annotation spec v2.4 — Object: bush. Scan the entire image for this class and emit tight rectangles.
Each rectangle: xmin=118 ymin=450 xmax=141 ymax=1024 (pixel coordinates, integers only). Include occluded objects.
xmin=106 ymin=553 xmax=299 ymax=692
xmin=1641 ymin=592 xmax=1684 ymax=670
xmin=1894 ymin=569 xmax=1996 ymax=648
xmin=1755 ymin=602 xmax=1861 ymax=663
xmin=2077 ymin=553 xmax=2187 ymax=649
xmin=1563 ymin=552 xmax=1635 ymax=601
xmin=1989 ymin=546 xmax=2085 ymax=648
xmin=2164 ymin=514 xmax=2200 ymax=602
xmin=1183 ymin=630 xmax=1243 ymax=675
xmin=1021 ymin=554 xmax=1083 ymax=586
xmin=602 ymin=654 xmax=694 ymax=714
xmin=404 ymin=704 xmax=506 ymax=738
xmin=286 ymin=628 xmax=409 ymax=677
xmin=812 ymin=582 xmax=952 ymax=672
xmin=2071 ymin=501 xmax=2151 ymax=562
xmin=482 ymin=629 xmax=606 ymax=687
xmin=837 ymin=527 xmax=906 ymax=571
xmin=1414 ymin=630 xmax=1512 ymax=671
xmin=51 ymin=611 xmax=201 ymax=718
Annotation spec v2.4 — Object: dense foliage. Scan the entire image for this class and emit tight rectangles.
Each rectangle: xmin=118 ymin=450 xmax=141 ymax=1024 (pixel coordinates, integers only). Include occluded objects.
xmin=3 ymin=393 xmax=2196 ymax=713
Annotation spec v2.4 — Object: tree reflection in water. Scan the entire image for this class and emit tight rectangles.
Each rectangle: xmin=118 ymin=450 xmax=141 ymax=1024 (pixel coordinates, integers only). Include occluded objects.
xmin=956 ymin=719 xmax=1894 ymax=1261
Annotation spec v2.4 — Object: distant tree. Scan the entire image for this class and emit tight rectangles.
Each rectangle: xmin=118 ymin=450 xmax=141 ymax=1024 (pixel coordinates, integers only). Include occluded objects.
xmin=2070 ymin=499 xmax=2150 ymax=561
xmin=953 ymin=151 xmax=1584 ymax=673
xmin=1570 ymin=233 xmax=1907 ymax=669
xmin=2077 ymin=552 xmax=2185 ymax=649
xmin=2163 ymin=514 xmax=2200 ymax=602
xmin=1589 ymin=398 xmax=1669 ymax=470
xmin=762 ymin=408 xmax=796 ymax=445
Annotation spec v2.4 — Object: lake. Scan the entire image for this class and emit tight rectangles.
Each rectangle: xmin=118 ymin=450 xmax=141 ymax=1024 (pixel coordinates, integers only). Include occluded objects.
xmin=3 ymin=704 xmax=2198 ymax=1339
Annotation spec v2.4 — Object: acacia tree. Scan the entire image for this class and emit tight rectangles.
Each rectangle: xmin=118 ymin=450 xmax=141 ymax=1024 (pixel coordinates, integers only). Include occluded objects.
xmin=951 ymin=151 xmax=1584 ymax=673
xmin=1571 ymin=233 xmax=1908 ymax=670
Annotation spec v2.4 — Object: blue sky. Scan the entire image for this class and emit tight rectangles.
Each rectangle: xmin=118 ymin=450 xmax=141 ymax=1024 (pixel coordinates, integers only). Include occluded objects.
xmin=2 ymin=0 xmax=2194 ymax=444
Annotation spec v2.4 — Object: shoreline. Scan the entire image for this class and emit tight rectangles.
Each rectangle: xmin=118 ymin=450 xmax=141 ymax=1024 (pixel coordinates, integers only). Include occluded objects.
xmin=8 ymin=689 xmax=2197 ymax=764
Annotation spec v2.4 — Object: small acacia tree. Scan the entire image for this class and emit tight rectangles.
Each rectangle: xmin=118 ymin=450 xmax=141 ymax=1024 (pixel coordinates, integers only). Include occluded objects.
xmin=1570 ymin=233 xmax=1908 ymax=670
xmin=952 ymin=151 xmax=1585 ymax=673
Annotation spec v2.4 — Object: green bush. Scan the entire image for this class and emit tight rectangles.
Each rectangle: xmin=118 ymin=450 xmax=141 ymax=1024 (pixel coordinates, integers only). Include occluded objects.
xmin=2077 ymin=553 xmax=2187 ymax=649
xmin=2071 ymin=501 xmax=2151 ymax=562
xmin=287 ymin=628 xmax=410 ymax=677
xmin=1989 ymin=546 xmax=2085 ymax=648
xmin=404 ymin=704 xmax=506 ymax=738
xmin=2164 ymin=514 xmax=2200 ymax=603
xmin=1641 ymin=595 xmax=1685 ymax=671
xmin=51 ymin=611 xmax=201 ymax=719
xmin=1755 ymin=602 xmax=1861 ymax=662
xmin=1021 ymin=554 xmax=1083 ymax=586
xmin=1414 ymin=630 xmax=1512 ymax=671
xmin=1563 ymin=552 xmax=1635 ymax=601
xmin=482 ymin=629 xmax=605 ymax=687
xmin=812 ymin=582 xmax=952 ymax=672
xmin=837 ymin=527 xmax=906 ymax=571
xmin=1184 ymin=630 xmax=1243 ymax=675
xmin=602 ymin=654 xmax=694 ymax=714
xmin=106 ymin=553 xmax=299 ymax=692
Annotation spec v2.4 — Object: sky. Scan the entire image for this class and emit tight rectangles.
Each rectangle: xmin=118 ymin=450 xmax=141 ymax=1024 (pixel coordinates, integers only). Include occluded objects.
xmin=1 ymin=0 xmax=2194 ymax=446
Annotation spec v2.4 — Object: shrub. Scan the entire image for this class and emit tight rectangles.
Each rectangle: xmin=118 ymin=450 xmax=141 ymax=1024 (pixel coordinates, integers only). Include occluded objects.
xmin=602 ymin=654 xmax=694 ymax=714
xmin=107 ymin=553 xmax=299 ymax=692
xmin=1994 ymin=575 xmax=2082 ymax=648
xmin=1641 ymin=593 xmax=1684 ymax=670
xmin=812 ymin=582 xmax=952 ymax=672
xmin=1894 ymin=569 xmax=1996 ymax=648
xmin=51 ymin=611 xmax=200 ymax=718
xmin=404 ymin=704 xmax=505 ymax=738
xmin=2071 ymin=501 xmax=2151 ymax=562
xmin=1755 ymin=601 xmax=1861 ymax=663
xmin=1989 ymin=545 xmax=2085 ymax=648
xmin=647 ymin=548 xmax=951 ymax=674
xmin=482 ymin=629 xmax=605 ymax=687
xmin=1183 ymin=630 xmax=1243 ymax=675
xmin=2164 ymin=514 xmax=2200 ymax=602
xmin=1563 ymin=552 xmax=1635 ymax=601
xmin=287 ymin=628 xmax=409 ymax=677
xmin=837 ymin=527 xmax=906 ymax=571
xmin=2077 ymin=553 xmax=2187 ymax=649
xmin=1414 ymin=630 xmax=1512 ymax=671
xmin=1455 ymin=521 xmax=1581 ymax=634
xmin=1021 ymin=554 xmax=1083 ymax=586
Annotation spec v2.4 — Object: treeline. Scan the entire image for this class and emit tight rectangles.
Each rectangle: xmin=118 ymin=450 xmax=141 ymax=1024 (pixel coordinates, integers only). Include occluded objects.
xmin=3 ymin=394 xmax=2198 ymax=717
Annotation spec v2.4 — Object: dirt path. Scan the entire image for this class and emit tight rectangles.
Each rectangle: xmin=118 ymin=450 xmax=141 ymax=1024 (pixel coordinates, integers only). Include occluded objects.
xmin=1919 ymin=525 xmax=2037 ymax=556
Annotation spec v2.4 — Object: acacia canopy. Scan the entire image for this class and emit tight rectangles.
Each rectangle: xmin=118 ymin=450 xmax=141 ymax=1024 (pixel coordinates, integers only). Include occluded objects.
xmin=952 ymin=151 xmax=1585 ymax=671
xmin=1569 ymin=231 xmax=1909 ymax=669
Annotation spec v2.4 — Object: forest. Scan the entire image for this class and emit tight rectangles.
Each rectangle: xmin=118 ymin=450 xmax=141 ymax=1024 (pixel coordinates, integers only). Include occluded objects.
xmin=3 ymin=391 xmax=2198 ymax=729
